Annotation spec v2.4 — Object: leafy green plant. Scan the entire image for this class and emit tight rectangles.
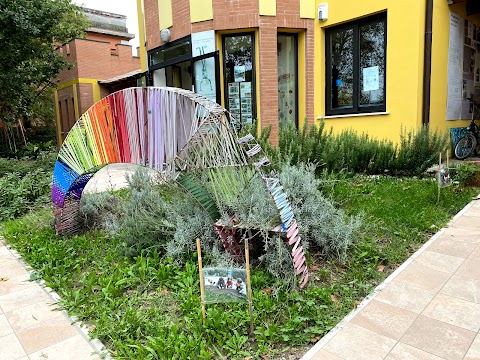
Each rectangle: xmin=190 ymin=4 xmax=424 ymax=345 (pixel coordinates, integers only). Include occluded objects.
xmin=177 ymin=173 xmax=220 ymax=220
xmin=0 ymin=168 xmax=51 ymax=220
xmin=449 ymin=162 xmax=480 ymax=186
xmin=392 ymin=126 xmax=449 ymax=175
xmin=0 ymin=150 xmax=56 ymax=176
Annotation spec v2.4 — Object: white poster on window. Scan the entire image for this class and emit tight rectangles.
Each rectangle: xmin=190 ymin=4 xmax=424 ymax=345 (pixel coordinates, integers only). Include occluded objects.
xmin=192 ymin=30 xmax=216 ymax=101
xmin=363 ymin=66 xmax=379 ymax=92
xmin=234 ymin=65 xmax=246 ymax=82
xmin=191 ymin=30 xmax=215 ymax=56
xmin=446 ymin=12 xmax=465 ymax=120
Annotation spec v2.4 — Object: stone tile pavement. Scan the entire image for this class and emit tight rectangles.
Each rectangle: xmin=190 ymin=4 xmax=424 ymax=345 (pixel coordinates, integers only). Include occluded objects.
xmin=0 ymin=240 xmax=107 ymax=360
xmin=302 ymin=198 xmax=480 ymax=360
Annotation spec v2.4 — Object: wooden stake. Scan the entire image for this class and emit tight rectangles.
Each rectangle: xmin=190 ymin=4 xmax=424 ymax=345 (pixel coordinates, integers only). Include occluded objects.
xmin=437 ymin=152 xmax=442 ymax=204
xmin=245 ymin=239 xmax=254 ymax=334
xmin=196 ymin=238 xmax=206 ymax=324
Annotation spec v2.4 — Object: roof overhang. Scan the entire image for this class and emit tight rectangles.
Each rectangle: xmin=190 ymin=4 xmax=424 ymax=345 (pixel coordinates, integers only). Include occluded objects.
xmin=99 ymin=70 xmax=144 ymax=85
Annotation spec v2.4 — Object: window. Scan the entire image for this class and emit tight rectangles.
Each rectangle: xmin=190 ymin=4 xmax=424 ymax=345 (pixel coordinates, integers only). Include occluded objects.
xmin=223 ymin=33 xmax=256 ymax=124
xmin=326 ymin=13 xmax=387 ymax=116
xmin=149 ymin=36 xmax=191 ymax=67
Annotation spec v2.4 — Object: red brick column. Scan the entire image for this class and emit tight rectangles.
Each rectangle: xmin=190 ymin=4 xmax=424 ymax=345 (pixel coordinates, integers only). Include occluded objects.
xmin=258 ymin=17 xmax=279 ymax=145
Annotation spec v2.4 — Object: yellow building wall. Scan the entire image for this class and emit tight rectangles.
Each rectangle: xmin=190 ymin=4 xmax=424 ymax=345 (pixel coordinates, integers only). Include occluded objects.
xmin=158 ymin=0 xmax=173 ymax=29
xmin=314 ymin=0 xmax=426 ymax=144
xmin=137 ymin=0 xmax=148 ymax=72
xmin=190 ymin=0 xmax=213 ymax=23
xmin=259 ymin=0 xmax=276 ymax=16
xmin=55 ymin=78 xmax=101 ymax=146
xmin=300 ymin=0 xmax=315 ymax=19
xmin=430 ymin=1 xmax=480 ymax=134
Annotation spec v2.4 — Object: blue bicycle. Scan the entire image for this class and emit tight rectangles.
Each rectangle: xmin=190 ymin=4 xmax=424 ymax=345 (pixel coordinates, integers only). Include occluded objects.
xmin=454 ymin=99 xmax=480 ymax=159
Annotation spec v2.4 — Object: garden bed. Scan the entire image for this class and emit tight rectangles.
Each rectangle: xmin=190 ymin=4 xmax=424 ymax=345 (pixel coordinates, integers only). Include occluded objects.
xmin=1 ymin=175 xmax=477 ymax=359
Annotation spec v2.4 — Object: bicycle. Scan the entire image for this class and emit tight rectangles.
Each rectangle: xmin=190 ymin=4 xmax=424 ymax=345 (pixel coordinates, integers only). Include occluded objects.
xmin=454 ymin=98 xmax=480 ymax=159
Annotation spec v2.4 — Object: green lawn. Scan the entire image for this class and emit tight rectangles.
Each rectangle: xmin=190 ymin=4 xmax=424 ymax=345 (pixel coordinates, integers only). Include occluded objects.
xmin=1 ymin=175 xmax=477 ymax=359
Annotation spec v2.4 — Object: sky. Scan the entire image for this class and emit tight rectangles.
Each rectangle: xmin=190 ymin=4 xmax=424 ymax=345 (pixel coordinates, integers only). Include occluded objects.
xmin=74 ymin=0 xmax=140 ymax=51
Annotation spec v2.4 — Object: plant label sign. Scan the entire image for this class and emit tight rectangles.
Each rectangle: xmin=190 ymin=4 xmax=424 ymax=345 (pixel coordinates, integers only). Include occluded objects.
xmin=438 ymin=164 xmax=452 ymax=188
xmin=203 ymin=267 xmax=248 ymax=304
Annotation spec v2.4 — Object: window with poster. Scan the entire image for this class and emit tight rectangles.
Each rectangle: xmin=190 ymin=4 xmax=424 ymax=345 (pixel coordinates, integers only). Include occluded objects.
xmin=446 ymin=13 xmax=480 ymax=120
xmin=223 ymin=33 xmax=256 ymax=124
xmin=148 ymin=33 xmax=221 ymax=104
xmin=325 ymin=13 xmax=387 ymax=116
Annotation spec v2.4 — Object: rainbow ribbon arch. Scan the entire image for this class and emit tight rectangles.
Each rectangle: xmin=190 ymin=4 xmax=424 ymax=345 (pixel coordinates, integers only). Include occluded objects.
xmin=52 ymin=87 xmax=308 ymax=287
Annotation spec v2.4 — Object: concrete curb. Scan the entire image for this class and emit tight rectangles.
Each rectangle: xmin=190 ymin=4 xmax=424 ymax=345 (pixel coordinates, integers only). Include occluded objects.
xmin=301 ymin=198 xmax=478 ymax=360
xmin=0 ymin=236 xmax=112 ymax=359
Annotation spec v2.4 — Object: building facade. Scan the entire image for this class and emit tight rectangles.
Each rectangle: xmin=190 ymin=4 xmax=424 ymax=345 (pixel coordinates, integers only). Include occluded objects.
xmin=138 ymin=0 xmax=316 ymax=143
xmin=54 ymin=8 xmax=141 ymax=144
xmin=314 ymin=0 xmax=480 ymax=144
xmin=136 ymin=0 xmax=479 ymax=144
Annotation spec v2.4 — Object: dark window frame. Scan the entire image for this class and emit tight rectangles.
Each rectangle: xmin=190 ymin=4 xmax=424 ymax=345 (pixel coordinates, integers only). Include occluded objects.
xmin=148 ymin=35 xmax=192 ymax=71
xmin=277 ymin=32 xmax=299 ymax=128
xmin=147 ymin=35 xmax=221 ymax=104
xmin=325 ymin=13 xmax=387 ymax=116
xmin=222 ymin=32 xmax=257 ymax=122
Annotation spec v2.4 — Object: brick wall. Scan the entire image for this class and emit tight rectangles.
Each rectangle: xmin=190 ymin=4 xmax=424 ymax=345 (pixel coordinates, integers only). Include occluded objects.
xmin=143 ymin=0 xmax=316 ymax=140
xmin=56 ymin=42 xmax=79 ymax=85
xmin=145 ymin=0 xmax=161 ymax=50
xmin=191 ymin=20 xmax=214 ymax=33
xmin=259 ymin=17 xmax=279 ymax=143
xmin=213 ymin=0 xmax=259 ymax=30
xmin=77 ymin=83 xmax=94 ymax=115
xmin=84 ymin=32 xmax=131 ymax=52
xmin=171 ymin=0 xmax=191 ymax=41
xmin=74 ymin=39 xmax=139 ymax=80
xmin=305 ymin=20 xmax=314 ymax=125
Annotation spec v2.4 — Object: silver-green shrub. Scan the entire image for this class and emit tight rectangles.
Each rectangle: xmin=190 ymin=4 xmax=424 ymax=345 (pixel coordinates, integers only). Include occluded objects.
xmin=279 ymin=163 xmax=362 ymax=260
xmin=221 ymin=174 xmax=280 ymax=231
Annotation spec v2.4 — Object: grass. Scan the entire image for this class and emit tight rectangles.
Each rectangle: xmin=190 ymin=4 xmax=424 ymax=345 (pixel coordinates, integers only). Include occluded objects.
xmin=1 ymin=176 xmax=478 ymax=359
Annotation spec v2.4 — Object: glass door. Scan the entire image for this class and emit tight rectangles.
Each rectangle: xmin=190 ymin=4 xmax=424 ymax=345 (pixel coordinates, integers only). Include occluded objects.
xmin=277 ymin=33 xmax=298 ymax=127
xmin=223 ymin=33 xmax=256 ymax=124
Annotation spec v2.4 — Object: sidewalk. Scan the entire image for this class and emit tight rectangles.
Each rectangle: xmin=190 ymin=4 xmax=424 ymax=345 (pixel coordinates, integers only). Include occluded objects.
xmin=0 ymin=240 xmax=105 ymax=360
xmin=302 ymin=198 xmax=480 ymax=360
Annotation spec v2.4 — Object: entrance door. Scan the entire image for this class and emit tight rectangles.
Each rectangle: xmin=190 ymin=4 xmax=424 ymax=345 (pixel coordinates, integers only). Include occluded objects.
xmin=277 ymin=33 xmax=298 ymax=127
xmin=223 ymin=33 xmax=256 ymax=124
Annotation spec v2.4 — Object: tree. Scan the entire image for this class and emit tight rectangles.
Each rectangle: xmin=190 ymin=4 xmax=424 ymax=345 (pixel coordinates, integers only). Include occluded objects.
xmin=0 ymin=0 xmax=88 ymax=124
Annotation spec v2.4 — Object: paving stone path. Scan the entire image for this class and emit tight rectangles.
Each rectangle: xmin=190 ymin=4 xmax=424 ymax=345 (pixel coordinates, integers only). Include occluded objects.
xmin=0 ymin=240 xmax=106 ymax=359
xmin=302 ymin=198 xmax=480 ymax=360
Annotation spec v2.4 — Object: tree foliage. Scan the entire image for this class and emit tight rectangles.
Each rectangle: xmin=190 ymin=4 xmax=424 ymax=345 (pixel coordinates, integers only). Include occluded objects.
xmin=0 ymin=0 xmax=88 ymax=122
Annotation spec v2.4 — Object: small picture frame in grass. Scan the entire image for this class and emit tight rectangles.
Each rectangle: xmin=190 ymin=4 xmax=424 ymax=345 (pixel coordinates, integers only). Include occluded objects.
xmin=196 ymin=238 xmax=254 ymax=333
xmin=203 ymin=267 xmax=248 ymax=303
